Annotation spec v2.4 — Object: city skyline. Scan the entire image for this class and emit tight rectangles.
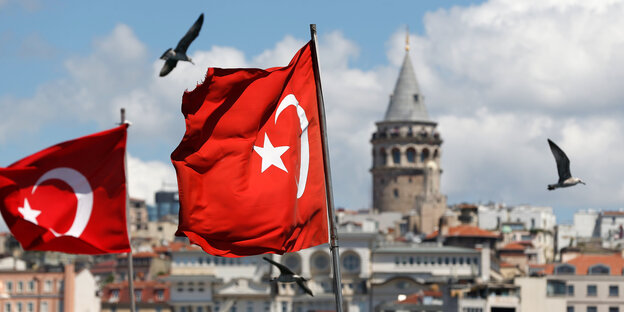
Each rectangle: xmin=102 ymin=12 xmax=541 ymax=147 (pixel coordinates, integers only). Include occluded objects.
xmin=2 ymin=0 xmax=624 ymax=231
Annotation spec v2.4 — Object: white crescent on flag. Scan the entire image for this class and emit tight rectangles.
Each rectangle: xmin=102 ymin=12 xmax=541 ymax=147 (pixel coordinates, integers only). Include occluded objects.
xmin=275 ymin=94 xmax=310 ymax=199
xmin=31 ymin=167 xmax=94 ymax=238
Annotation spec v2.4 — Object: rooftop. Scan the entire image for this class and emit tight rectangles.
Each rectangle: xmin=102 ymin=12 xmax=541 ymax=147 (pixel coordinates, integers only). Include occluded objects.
xmin=425 ymin=225 xmax=500 ymax=240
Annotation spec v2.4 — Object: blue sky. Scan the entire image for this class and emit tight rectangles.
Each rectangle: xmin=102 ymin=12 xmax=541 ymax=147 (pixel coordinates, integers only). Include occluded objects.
xmin=2 ymin=0 xmax=624 ymax=228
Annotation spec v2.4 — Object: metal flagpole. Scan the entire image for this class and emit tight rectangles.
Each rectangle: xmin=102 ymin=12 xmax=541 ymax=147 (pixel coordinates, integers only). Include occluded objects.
xmin=309 ymin=24 xmax=344 ymax=312
xmin=120 ymin=108 xmax=137 ymax=312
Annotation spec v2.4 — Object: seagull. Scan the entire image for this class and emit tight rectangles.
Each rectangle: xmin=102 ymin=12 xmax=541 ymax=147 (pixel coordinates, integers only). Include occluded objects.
xmin=262 ymin=257 xmax=313 ymax=296
xmin=547 ymin=138 xmax=585 ymax=190
xmin=159 ymin=13 xmax=204 ymax=77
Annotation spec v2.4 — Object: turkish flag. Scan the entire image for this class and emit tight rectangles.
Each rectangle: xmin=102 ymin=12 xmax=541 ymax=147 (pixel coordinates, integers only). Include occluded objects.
xmin=171 ymin=41 xmax=329 ymax=257
xmin=0 ymin=125 xmax=131 ymax=254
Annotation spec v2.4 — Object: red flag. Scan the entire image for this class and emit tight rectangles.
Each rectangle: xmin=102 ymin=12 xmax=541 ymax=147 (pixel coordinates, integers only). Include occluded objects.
xmin=171 ymin=41 xmax=329 ymax=257
xmin=0 ymin=125 xmax=131 ymax=254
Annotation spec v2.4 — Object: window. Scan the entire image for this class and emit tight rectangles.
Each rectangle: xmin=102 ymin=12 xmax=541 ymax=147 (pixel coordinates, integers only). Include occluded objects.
xmin=111 ymin=289 xmax=120 ymax=300
xmin=610 ymin=285 xmax=619 ymax=297
xmin=567 ymin=284 xmax=574 ymax=295
xmin=155 ymin=289 xmax=164 ymax=301
xmin=28 ymin=281 xmax=34 ymax=292
xmin=17 ymin=281 xmax=23 ymax=293
xmin=342 ymin=253 xmax=361 ymax=272
xmin=567 ymin=307 xmax=574 ymax=312
xmin=609 ymin=307 xmax=619 ymax=312
xmin=459 ymin=257 xmax=464 ymax=265
xmin=135 ymin=289 xmax=142 ymax=301
xmin=311 ymin=252 xmax=330 ymax=272
xmin=44 ymin=280 xmax=52 ymax=292
xmin=392 ymin=148 xmax=401 ymax=164
xmin=589 ymin=264 xmax=610 ymax=275
xmin=6 ymin=281 xmax=13 ymax=292
xmin=16 ymin=302 xmax=22 ymax=312
xmin=421 ymin=148 xmax=430 ymax=162
xmin=393 ymin=189 xmax=399 ymax=198
xmin=587 ymin=285 xmax=597 ymax=296
xmin=555 ymin=264 xmax=576 ymax=275
xmin=281 ymin=254 xmax=301 ymax=274
xmin=547 ymin=280 xmax=567 ymax=296
xmin=379 ymin=149 xmax=387 ymax=166
xmin=247 ymin=301 xmax=254 ymax=312
xmin=27 ymin=303 xmax=33 ymax=312
xmin=5 ymin=303 xmax=11 ymax=312
xmin=406 ymin=148 xmax=416 ymax=163
xmin=587 ymin=307 xmax=597 ymax=312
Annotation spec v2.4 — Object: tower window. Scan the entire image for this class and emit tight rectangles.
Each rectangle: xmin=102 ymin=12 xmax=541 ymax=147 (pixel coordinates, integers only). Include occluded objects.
xmin=379 ymin=148 xmax=387 ymax=166
xmin=392 ymin=148 xmax=401 ymax=164
xmin=406 ymin=148 xmax=416 ymax=163
xmin=393 ymin=189 xmax=399 ymax=198
xmin=413 ymin=94 xmax=419 ymax=101
xmin=421 ymin=148 xmax=430 ymax=162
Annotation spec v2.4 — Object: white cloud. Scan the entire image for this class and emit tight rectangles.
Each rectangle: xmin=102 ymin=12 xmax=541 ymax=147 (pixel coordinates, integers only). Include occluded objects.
xmin=127 ymin=154 xmax=177 ymax=206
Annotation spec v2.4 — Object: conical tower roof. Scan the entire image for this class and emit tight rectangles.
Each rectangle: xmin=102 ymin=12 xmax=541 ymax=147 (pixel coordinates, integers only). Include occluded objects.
xmin=383 ymin=52 xmax=429 ymax=122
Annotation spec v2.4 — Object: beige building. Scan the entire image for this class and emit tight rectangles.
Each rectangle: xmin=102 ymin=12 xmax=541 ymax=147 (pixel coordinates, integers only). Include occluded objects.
xmin=526 ymin=252 xmax=624 ymax=312
xmin=0 ymin=263 xmax=100 ymax=312
xmin=370 ymin=40 xmax=446 ymax=234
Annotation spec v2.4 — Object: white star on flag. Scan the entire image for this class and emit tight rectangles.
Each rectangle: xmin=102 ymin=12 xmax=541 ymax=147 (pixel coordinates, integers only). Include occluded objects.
xmin=253 ymin=134 xmax=290 ymax=173
xmin=18 ymin=198 xmax=41 ymax=225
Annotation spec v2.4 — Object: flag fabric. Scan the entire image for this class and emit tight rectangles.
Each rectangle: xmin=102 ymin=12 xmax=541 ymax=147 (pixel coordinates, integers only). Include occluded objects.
xmin=0 ymin=125 xmax=131 ymax=254
xmin=171 ymin=41 xmax=329 ymax=257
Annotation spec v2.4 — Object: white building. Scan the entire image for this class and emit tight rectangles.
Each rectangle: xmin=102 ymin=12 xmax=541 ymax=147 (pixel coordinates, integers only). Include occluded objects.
xmin=478 ymin=204 xmax=556 ymax=232
xmin=573 ymin=209 xmax=600 ymax=238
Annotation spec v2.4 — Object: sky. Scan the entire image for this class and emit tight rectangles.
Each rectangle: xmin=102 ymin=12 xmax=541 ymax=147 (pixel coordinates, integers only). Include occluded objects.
xmin=1 ymin=0 xmax=624 ymax=230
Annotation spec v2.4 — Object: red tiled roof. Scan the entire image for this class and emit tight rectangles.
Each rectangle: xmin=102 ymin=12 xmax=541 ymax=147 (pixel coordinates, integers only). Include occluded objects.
xmin=500 ymin=243 xmax=526 ymax=251
xmin=90 ymin=260 xmax=116 ymax=274
xmin=101 ymin=280 xmax=170 ymax=303
xmin=426 ymin=225 xmax=499 ymax=239
xmin=543 ymin=254 xmax=624 ymax=275
xmin=396 ymin=291 xmax=442 ymax=304
xmin=423 ymin=290 xmax=442 ymax=298
xmin=603 ymin=211 xmax=624 ymax=216
xmin=500 ymin=262 xmax=517 ymax=268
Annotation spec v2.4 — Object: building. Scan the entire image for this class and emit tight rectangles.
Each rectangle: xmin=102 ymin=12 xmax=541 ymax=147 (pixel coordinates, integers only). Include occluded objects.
xmin=101 ymin=280 xmax=171 ymax=312
xmin=0 ymin=263 xmax=100 ymax=312
xmin=457 ymin=283 xmax=520 ymax=312
xmin=369 ymin=35 xmax=446 ymax=235
xmin=514 ymin=277 xmax=566 ymax=312
xmin=424 ymin=225 xmax=500 ymax=250
xmin=478 ymin=204 xmax=556 ymax=232
xmin=129 ymin=198 xmax=149 ymax=234
xmin=529 ymin=252 xmax=624 ymax=312
xmin=114 ymin=252 xmax=169 ymax=282
xmin=155 ymin=191 xmax=180 ymax=222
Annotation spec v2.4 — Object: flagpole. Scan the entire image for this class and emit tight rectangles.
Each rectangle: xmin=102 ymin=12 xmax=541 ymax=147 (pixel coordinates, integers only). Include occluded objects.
xmin=309 ymin=24 xmax=344 ymax=312
xmin=120 ymin=108 xmax=137 ymax=312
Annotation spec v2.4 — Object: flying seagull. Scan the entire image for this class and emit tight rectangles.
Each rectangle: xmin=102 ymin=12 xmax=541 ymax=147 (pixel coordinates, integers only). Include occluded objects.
xmin=547 ymin=138 xmax=585 ymax=190
xmin=262 ymin=257 xmax=313 ymax=296
xmin=159 ymin=13 xmax=204 ymax=77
